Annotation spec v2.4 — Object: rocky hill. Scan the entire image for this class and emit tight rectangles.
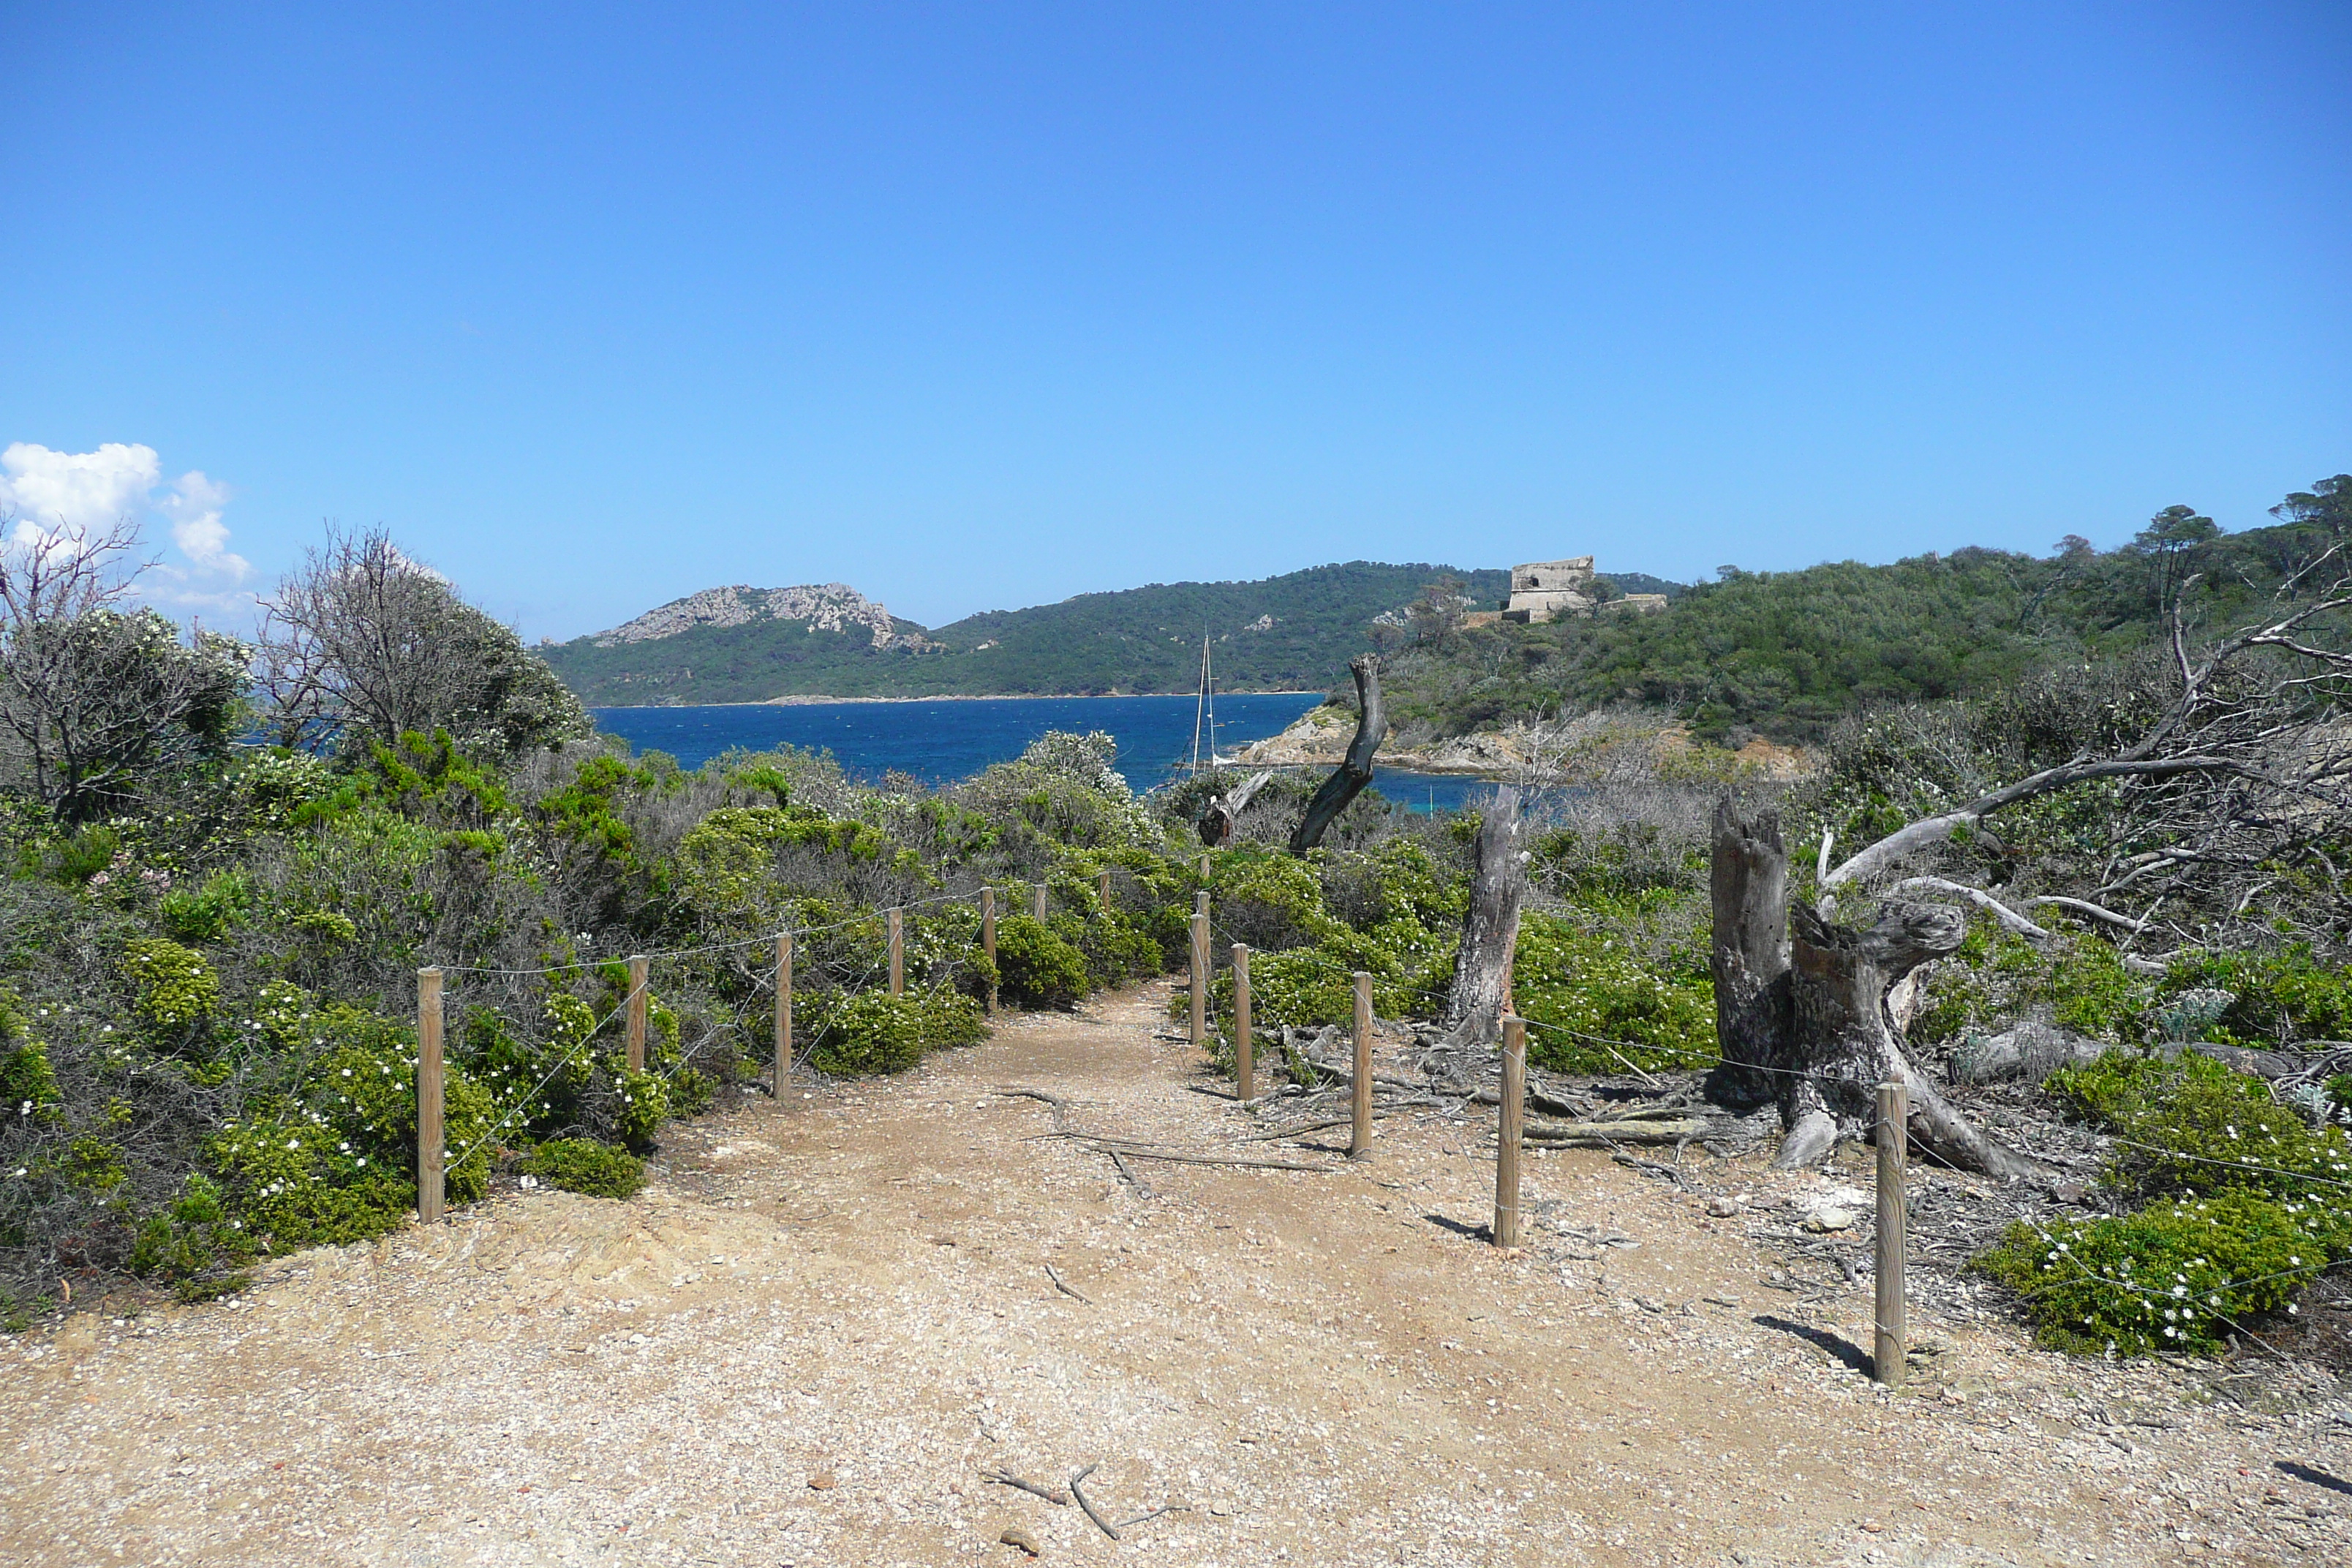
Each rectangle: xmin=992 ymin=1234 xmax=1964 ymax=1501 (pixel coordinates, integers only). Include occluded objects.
xmin=543 ymin=560 xmax=1526 ymax=706
xmin=592 ymin=584 xmax=932 ymax=650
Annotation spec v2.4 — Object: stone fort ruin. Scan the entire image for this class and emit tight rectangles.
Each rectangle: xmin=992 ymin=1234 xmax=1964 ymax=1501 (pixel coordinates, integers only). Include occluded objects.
xmin=1493 ymin=556 xmax=1668 ymax=624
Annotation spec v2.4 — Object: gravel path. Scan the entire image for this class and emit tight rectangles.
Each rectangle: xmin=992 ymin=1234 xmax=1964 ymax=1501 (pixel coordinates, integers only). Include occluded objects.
xmin=1 ymin=980 xmax=2345 ymax=1566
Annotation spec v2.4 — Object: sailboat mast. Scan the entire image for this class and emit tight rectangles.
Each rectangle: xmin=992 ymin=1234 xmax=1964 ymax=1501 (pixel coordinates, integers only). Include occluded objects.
xmin=1191 ymin=633 xmax=1208 ymax=773
xmin=1205 ymin=633 xmax=1218 ymax=764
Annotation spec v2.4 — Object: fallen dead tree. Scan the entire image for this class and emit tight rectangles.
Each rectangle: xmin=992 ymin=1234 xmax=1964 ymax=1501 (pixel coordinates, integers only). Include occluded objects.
xmin=1198 ymin=769 xmax=1275 ymax=847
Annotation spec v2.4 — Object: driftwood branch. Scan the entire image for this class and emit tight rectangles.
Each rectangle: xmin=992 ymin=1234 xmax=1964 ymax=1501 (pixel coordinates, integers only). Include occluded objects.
xmin=1044 ymin=1262 xmax=1091 ymax=1304
xmin=1290 ymin=655 xmax=1385 ymax=853
xmin=1108 ymin=1150 xmax=1156 ymax=1196
xmin=1888 ymin=877 xmax=2055 ymax=941
xmin=2029 ymin=895 xmax=2148 ymax=933
xmin=1823 ymin=754 xmax=2250 ymax=889
xmin=1824 ymin=570 xmax=2352 ymax=897
xmin=997 ymin=1086 xmax=1337 ymax=1174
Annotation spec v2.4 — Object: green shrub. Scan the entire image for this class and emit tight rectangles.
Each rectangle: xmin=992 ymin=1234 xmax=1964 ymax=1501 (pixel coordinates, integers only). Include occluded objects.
xmin=159 ymin=870 xmax=253 ymax=943
xmin=130 ymin=1175 xmax=257 ymax=1302
xmin=290 ymin=908 xmax=358 ymax=945
xmin=1908 ymin=921 xmax=2159 ymax=1048
xmin=519 ymin=1137 xmax=645 ymax=1199
xmin=1975 ymin=1047 xmax=2352 ymax=1356
xmin=120 ymin=938 xmax=219 ymax=1030
xmin=994 ymin=915 xmax=1088 ymax=1009
xmin=48 ymin=822 xmax=123 ymax=886
xmin=2046 ymin=1049 xmax=2352 ymax=1229
xmin=799 ymin=987 xmax=983 ymax=1075
xmin=0 ymin=993 xmax=59 ymax=1117
xmin=1975 ymin=1189 xmax=2324 ymax=1356
xmin=807 ymin=990 xmax=923 ymax=1075
xmin=214 ymin=1004 xmax=497 ymax=1246
xmin=1514 ymin=910 xmax=1717 ymax=1071
xmin=2159 ymin=946 xmax=2352 ymax=1046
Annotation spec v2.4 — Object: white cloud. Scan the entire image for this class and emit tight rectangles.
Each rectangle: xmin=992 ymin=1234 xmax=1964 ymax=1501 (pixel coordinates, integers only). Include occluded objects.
xmin=0 ymin=441 xmax=161 ymax=536
xmin=0 ymin=442 xmax=253 ymax=619
xmin=159 ymin=470 xmax=249 ymax=582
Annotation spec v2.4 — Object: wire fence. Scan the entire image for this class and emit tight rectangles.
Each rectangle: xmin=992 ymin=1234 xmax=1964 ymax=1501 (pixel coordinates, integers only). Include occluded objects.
xmin=416 ymin=880 xmax=1068 ymax=1210
xmin=1191 ymin=905 xmax=2344 ymax=1368
xmin=415 ymin=876 xmax=2343 ymax=1369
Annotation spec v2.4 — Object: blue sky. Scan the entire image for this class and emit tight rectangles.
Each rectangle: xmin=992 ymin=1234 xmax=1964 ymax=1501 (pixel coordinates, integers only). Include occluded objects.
xmin=2 ymin=3 xmax=2345 ymax=639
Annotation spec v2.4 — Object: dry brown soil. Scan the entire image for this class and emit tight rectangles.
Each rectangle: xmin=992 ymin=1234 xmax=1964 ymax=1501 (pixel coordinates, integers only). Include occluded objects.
xmin=2 ymin=981 xmax=2346 ymax=1567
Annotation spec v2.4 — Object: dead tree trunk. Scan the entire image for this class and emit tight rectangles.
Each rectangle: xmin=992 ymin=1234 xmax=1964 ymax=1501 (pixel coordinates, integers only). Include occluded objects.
xmin=1289 ymin=655 xmax=1385 ymax=853
xmin=1703 ymin=799 xmax=1790 ymax=1109
xmin=1199 ymin=769 xmax=1275 ymax=847
xmin=1784 ymin=902 xmax=2048 ymax=1181
xmin=1436 ymin=785 xmax=1530 ymax=1046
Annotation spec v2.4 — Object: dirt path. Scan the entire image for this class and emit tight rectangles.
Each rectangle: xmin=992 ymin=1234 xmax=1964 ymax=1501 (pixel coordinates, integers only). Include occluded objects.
xmin=2 ymin=981 xmax=2344 ymax=1567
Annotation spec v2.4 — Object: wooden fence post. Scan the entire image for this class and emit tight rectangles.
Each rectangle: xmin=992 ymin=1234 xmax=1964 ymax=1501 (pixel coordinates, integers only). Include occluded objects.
xmin=1350 ymin=970 xmax=1373 ymax=1161
xmin=1033 ymin=883 xmax=1048 ymax=922
xmin=888 ymin=907 xmax=904 ymax=997
xmin=981 ymin=887 xmax=998 ymax=1013
xmin=1232 ymin=944 xmax=1253 ymax=1101
xmin=1188 ymin=907 xmax=1209 ymax=1046
xmin=1098 ymin=868 xmax=1112 ymax=912
xmin=1199 ymin=853 xmax=1210 ymax=881
xmin=417 ymin=966 xmax=444 ymax=1224
xmin=774 ymin=932 xmax=793 ymax=1091
xmin=625 ymin=954 xmax=649 ymax=1073
xmin=1494 ymin=1015 xmax=1526 ymax=1247
xmin=1876 ymin=1080 xmax=1908 ymax=1387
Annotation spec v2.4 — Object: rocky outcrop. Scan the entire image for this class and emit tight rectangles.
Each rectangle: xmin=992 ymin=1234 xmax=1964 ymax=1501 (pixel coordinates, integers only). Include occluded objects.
xmin=1229 ymin=712 xmax=1553 ymax=774
xmin=1235 ymin=709 xmax=1814 ymax=780
xmin=592 ymin=584 xmax=935 ymax=650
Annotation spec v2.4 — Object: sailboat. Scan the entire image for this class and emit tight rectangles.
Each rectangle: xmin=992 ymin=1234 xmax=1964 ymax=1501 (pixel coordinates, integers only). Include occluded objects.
xmin=1188 ymin=633 xmax=1237 ymax=773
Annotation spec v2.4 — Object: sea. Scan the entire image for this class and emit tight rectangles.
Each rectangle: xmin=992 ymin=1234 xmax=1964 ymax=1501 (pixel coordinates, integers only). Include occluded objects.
xmin=590 ymin=696 xmax=1493 ymax=814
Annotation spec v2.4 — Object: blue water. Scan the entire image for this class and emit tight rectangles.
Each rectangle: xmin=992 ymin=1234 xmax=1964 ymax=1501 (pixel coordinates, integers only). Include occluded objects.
xmin=590 ymin=696 xmax=1494 ymax=813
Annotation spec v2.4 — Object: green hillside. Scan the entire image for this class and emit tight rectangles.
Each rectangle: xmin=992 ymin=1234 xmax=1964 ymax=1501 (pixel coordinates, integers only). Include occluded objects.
xmin=546 ymin=560 xmax=1515 ymax=704
xmin=1371 ymin=489 xmax=2350 ymax=742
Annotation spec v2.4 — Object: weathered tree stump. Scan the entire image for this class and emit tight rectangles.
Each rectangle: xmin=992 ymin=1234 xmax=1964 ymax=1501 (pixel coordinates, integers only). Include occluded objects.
xmin=1704 ymin=796 xmax=2048 ymax=1180
xmin=1289 ymin=655 xmax=1385 ymax=854
xmin=1784 ymin=902 xmax=2046 ymax=1180
xmin=1703 ymin=799 xmax=1790 ymax=1109
xmin=1436 ymin=785 xmax=1530 ymax=1047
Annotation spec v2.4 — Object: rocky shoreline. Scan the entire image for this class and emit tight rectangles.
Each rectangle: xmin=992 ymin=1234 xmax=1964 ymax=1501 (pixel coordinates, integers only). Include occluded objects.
xmin=1232 ymin=706 xmax=1813 ymax=780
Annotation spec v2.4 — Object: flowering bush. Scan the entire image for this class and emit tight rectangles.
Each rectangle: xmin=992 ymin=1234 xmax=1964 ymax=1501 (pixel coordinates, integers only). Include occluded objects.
xmin=212 ymin=1003 xmax=494 ymax=1246
xmin=1972 ymin=1048 xmax=2352 ymax=1354
xmin=1975 ymin=1188 xmax=2323 ymax=1356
